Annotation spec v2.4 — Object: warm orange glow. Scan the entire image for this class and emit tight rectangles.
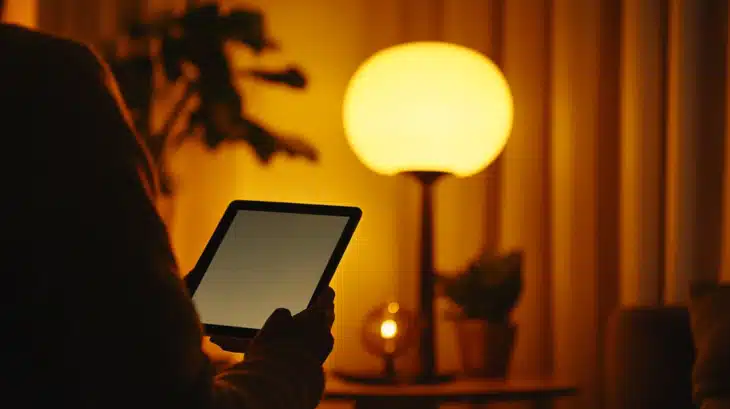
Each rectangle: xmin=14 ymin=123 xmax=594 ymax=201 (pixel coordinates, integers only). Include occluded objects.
xmin=343 ymin=41 xmax=514 ymax=177
xmin=2 ymin=0 xmax=37 ymax=27
xmin=386 ymin=302 xmax=400 ymax=314
xmin=380 ymin=319 xmax=398 ymax=339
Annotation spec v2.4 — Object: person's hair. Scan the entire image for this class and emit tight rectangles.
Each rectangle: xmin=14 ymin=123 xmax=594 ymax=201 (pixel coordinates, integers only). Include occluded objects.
xmin=0 ymin=0 xmax=5 ymax=19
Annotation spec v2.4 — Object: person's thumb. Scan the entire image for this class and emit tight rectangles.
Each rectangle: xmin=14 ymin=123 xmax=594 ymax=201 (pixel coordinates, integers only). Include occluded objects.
xmin=257 ymin=308 xmax=293 ymax=340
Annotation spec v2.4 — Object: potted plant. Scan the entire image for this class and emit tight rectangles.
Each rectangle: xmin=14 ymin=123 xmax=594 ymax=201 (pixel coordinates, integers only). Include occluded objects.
xmin=438 ymin=250 xmax=523 ymax=379
xmin=101 ymin=4 xmax=318 ymax=221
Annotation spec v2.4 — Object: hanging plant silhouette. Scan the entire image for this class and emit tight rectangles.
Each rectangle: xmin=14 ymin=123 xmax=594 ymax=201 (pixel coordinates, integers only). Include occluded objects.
xmin=103 ymin=4 xmax=318 ymax=196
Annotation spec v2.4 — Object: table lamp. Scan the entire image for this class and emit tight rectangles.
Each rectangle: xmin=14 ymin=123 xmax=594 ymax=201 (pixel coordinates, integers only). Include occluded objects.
xmin=360 ymin=302 xmax=417 ymax=381
xmin=342 ymin=41 xmax=514 ymax=384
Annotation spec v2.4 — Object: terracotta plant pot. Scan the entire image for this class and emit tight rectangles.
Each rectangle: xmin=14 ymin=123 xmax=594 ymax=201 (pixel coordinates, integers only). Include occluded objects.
xmin=455 ymin=319 xmax=517 ymax=379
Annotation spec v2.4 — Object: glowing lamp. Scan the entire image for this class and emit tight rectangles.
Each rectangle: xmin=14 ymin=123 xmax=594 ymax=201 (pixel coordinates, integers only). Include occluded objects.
xmin=334 ymin=302 xmax=417 ymax=383
xmin=343 ymin=41 xmax=513 ymax=177
xmin=342 ymin=42 xmax=514 ymax=384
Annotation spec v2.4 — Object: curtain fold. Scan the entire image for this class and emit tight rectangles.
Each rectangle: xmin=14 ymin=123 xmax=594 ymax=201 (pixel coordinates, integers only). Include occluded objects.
xmin=619 ymin=0 xmax=667 ymax=306
xmin=492 ymin=0 xmax=728 ymax=407
xmin=724 ymin=13 xmax=730 ymax=282
xmin=501 ymin=0 xmax=554 ymax=381
xmin=665 ymin=0 xmax=728 ymax=302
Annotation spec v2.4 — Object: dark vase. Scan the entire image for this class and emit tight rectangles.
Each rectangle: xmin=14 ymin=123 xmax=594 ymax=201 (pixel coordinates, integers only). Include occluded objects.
xmin=455 ymin=319 xmax=517 ymax=379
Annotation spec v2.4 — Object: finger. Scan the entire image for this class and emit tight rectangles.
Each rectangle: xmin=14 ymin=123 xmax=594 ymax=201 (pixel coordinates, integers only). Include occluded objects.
xmin=257 ymin=308 xmax=293 ymax=340
xmin=315 ymin=287 xmax=335 ymax=308
xmin=264 ymin=308 xmax=293 ymax=327
xmin=318 ymin=331 xmax=335 ymax=363
xmin=296 ymin=314 xmax=334 ymax=363
xmin=289 ymin=309 xmax=335 ymax=364
xmin=324 ymin=308 xmax=335 ymax=329
xmin=294 ymin=306 xmax=330 ymax=331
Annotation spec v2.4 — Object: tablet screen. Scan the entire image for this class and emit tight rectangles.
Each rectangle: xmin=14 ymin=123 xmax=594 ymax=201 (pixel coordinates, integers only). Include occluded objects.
xmin=191 ymin=209 xmax=351 ymax=330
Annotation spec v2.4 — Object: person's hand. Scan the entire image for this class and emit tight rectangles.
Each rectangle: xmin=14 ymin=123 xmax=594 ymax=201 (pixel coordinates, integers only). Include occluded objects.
xmin=201 ymin=336 xmax=244 ymax=372
xmin=293 ymin=286 xmax=335 ymax=363
xmin=248 ymin=287 xmax=335 ymax=365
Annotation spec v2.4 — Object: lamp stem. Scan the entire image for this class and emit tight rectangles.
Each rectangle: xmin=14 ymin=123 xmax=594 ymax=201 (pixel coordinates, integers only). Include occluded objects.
xmin=383 ymin=354 xmax=396 ymax=379
xmin=407 ymin=171 xmax=447 ymax=383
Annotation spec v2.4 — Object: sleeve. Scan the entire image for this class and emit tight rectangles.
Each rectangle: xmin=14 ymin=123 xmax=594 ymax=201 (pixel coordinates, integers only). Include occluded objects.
xmin=37 ymin=40 xmax=325 ymax=409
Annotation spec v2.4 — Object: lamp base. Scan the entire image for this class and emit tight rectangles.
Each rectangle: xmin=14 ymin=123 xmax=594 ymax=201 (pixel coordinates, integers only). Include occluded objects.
xmin=332 ymin=371 xmax=456 ymax=385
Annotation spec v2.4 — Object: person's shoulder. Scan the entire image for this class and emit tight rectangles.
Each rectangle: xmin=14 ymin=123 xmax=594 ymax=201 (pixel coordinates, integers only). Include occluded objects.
xmin=0 ymin=23 xmax=103 ymax=78
xmin=1 ymin=22 xmax=93 ymax=57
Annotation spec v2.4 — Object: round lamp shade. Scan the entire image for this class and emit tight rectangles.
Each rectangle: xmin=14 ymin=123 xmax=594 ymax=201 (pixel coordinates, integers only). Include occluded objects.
xmin=343 ymin=41 xmax=514 ymax=177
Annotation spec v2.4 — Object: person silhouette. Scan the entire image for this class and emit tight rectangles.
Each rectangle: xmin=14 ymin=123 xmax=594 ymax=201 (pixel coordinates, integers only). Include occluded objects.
xmin=0 ymin=7 xmax=334 ymax=409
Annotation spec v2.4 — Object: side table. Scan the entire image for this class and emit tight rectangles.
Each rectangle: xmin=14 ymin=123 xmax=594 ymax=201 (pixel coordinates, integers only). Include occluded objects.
xmin=324 ymin=375 xmax=578 ymax=409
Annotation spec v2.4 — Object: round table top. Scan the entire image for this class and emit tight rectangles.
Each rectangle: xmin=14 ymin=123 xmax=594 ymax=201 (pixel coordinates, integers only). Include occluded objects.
xmin=325 ymin=375 xmax=578 ymax=402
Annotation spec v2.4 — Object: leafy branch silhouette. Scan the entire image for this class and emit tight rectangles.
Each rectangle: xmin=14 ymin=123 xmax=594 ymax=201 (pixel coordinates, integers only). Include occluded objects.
xmin=103 ymin=4 xmax=319 ymax=196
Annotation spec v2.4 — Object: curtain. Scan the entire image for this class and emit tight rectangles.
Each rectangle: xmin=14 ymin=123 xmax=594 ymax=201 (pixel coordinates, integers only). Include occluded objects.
xmin=482 ymin=2 xmax=729 ymax=409
xmin=391 ymin=1 xmax=729 ymax=409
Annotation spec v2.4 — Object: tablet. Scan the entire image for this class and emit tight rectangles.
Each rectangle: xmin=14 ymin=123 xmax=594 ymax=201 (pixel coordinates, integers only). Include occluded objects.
xmin=187 ymin=200 xmax=361 ymax=340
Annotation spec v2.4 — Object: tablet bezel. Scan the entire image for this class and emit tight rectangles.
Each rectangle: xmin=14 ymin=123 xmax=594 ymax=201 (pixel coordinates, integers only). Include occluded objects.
xmin=186 ymin=200 xmax=362 ymax=340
